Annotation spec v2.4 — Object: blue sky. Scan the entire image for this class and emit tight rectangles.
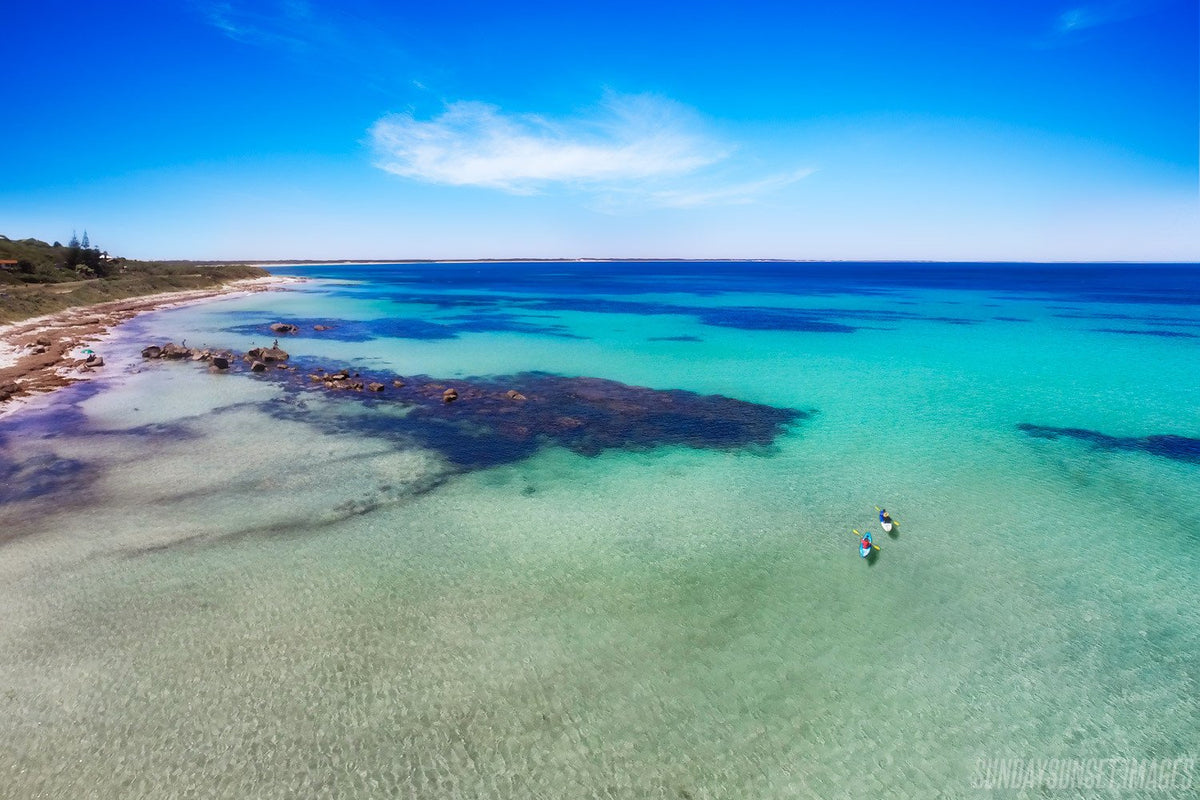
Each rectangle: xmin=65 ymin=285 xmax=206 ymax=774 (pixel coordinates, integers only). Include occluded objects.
xmin=2 ymin=0 xmax=1196 ymax=260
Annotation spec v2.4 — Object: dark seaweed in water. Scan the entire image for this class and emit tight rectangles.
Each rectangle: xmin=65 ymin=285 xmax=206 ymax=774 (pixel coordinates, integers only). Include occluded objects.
xmin=1017 ymin=423 xmax=1200 ymax=465
xmin=0 ymin=453 xmax=93 ymax=506
xmin=260 ymin=361 xmax=807 ymax=470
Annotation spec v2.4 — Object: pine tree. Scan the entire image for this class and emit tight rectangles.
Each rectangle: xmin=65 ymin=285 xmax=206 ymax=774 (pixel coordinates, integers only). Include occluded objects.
xmin=81 ymin=230 xmax=90 ymax=249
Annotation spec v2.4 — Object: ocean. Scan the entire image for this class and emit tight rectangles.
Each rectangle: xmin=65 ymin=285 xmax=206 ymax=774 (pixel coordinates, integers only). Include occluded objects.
xmin=1 ymin=261 xmax=1197 ymax=798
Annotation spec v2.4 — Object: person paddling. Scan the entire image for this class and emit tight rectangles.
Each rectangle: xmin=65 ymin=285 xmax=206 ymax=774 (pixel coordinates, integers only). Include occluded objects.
xmin=861 ymin=534 xmax=872 ymax=551
xmin=879 ymin=508 xmax=892 ymax=526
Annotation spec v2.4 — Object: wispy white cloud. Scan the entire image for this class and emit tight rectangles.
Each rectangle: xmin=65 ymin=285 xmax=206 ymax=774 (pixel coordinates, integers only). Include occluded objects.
xmin=369 ymin=94 xmax=809 ymax=207
xmin=194 ymin=0 xmax=414 ymax=93
xmin=1050 ymin=1 xmax=1164 ymax=37
xmin=370 ymin=95 xmax=726 ymax=192
xmin=642 ymin=169 xmax=816 ymax=209
xmin=198 ymin=0 xmax=318 ymax=51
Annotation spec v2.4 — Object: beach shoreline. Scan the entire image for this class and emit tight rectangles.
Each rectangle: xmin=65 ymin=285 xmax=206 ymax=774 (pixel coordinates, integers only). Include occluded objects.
xmin=0 ymin=275 xmax=299 ymax=418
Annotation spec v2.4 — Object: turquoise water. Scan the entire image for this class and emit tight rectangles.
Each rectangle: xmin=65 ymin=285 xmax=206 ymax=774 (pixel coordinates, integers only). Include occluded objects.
xmin=1 ymin=262 xmax=1197 ymax=798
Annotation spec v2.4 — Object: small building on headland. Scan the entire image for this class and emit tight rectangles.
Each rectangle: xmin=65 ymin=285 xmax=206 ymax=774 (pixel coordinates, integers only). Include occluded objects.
xmin=0 ymin=259 xmax=17 ymax=270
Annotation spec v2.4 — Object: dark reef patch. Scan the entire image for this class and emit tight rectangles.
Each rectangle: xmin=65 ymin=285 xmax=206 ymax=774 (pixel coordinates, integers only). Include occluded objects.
xmin=230 ymin=312 xmax=586 ymax=342
xmin=1017 ymin=423 xmax=1200 ymax=465
xmin=135 ymin=346 xmax=807 ymax=471
xmin=994 ymin=316 xmax=1032 ymax=322
xmin=259 ymin=291 xmax=998 ymax=338
xmin=274 ymin=362 xmax=807 ymax=469
xmin=648 ymin=335 xmax=704 ymax=342
xmin=1092 ymin=328 xmax=1198 ymax=340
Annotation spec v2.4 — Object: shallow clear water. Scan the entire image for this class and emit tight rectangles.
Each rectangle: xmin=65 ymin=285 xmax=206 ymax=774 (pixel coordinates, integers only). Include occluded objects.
xmin=1 ymin=262 xmax=1197 ymax=798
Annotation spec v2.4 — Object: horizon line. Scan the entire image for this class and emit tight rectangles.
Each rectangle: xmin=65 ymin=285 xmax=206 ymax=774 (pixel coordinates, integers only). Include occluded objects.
xmin=223 ymin=257 xmax=1200 ymax=267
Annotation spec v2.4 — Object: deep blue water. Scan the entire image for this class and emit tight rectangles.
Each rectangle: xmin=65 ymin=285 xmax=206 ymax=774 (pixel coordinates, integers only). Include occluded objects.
xmin=270 ymin=260 xmax=1200 ymax=305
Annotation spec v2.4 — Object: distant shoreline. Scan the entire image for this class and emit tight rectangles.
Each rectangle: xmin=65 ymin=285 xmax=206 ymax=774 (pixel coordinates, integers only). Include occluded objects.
xmin=239 ymin=258 xmax=1199 ymax=267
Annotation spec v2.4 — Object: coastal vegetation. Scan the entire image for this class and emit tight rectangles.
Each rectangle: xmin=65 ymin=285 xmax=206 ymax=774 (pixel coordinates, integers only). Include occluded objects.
xmin=0 ymin=234 xmax=267 ymax=324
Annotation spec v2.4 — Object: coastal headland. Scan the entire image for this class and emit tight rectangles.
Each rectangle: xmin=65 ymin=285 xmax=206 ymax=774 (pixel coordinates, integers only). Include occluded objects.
xmin=0 ymin=276 xmax=294 ymax=414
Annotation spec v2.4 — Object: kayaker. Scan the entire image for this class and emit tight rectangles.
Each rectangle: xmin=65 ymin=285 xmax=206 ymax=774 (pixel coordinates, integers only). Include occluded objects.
xmin=861 ymin=535 xmax=872 ymax=550
xmin=879 ymin=509 xmax=892 ymax=525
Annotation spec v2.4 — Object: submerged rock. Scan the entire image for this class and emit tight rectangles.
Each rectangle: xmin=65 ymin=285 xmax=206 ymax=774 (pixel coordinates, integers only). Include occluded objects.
xmin=269 ymin=322 xmax=299 ymax=334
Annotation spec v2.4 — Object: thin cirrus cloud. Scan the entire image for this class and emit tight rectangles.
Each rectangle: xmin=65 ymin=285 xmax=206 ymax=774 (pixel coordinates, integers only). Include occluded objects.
xmin=369 ymin=95 xmax=808 ymax=207
xmin=1053 ymin=0 xmax=1163 ymax=34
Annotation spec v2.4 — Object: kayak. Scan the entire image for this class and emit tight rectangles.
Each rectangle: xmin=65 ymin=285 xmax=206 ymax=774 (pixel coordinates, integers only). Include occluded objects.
xmin=860 ymin=532 xmax=875 ymax=558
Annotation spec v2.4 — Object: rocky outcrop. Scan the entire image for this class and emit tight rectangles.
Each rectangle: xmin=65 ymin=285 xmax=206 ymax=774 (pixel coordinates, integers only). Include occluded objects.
xmin=141 ymin=345 xmax=162 ymax=359
xmin=442 ymin=388 xmax=458 ymax=403
xmin=246 ymin=346 xmax=289 ymax=362
xmin=367 ymin=382 xmax=385 ymax=392
xmin=506 ymin=390 xmax=526 ymax=401
xmin=160 ymin=343 xmax=191 ymax=359
xmin=269 ymin=322 xmax=299 ymax=334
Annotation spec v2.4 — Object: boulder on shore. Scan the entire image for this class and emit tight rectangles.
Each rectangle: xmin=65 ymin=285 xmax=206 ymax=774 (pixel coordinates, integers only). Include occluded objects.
xmin=211 ymin=355 xmax=230 ymax=370
xmin=160 ymin=343 xmax=191 ymax=359
xmin=249 ymin=361 xmax=267 ymax=373
xmin=141 ymin=345 xmax=162 ymax=359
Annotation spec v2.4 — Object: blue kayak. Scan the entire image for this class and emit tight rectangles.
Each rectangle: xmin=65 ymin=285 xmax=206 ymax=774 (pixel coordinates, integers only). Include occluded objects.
xmin=860 ymin=532 xmax=875 ymax=558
